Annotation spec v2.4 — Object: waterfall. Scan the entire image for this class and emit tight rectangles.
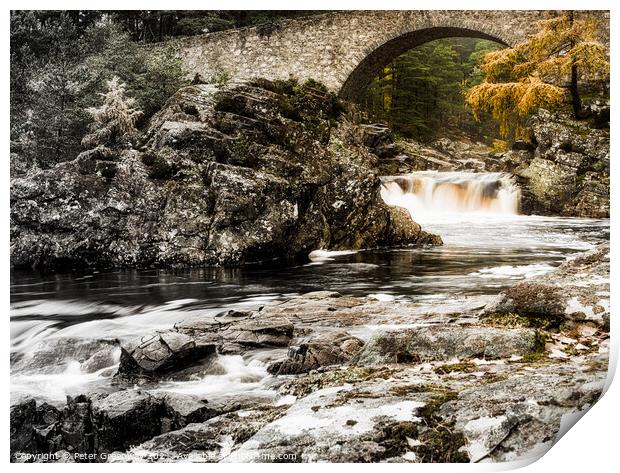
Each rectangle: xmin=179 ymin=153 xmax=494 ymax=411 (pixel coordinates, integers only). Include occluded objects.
xmin=380 ymin=171 xmax=521 ymax=219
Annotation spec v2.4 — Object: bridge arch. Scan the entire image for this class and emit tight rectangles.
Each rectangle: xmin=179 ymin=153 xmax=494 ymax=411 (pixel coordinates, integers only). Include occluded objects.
xmin=339 ymin=26 xmax=507 ymax=101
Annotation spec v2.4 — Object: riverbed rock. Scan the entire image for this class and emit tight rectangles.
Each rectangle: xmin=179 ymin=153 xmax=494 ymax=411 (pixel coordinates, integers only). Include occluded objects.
xmin=226 ymin=385 xmax=430 ymax=463
xmin=441 ymin=361 xmax=607 ymax=462
xmin=117 ymin=331 xmax=216 ymax=378
xmin=175 ymin=312 xmax=294 ymax=354
xmin=482 ymin=244 xmax=610 ymax=329
xmin=117 ymin=311 xmax=294 ymax=379
xmin=227 ymin=329 xmax=608 ymax=463
xmin=124 ymin=405 xmax=287 ymax=462
xmin=10 ymin=79 xmax=440 ymax=270
xmin=154 ymin=392 xmax=216 ymax=431
xmin=10 ymin=399 xmax=62 ymax=459
xmin=356 ymin=325 xmax=543 ymax=366
xmin=267 ymin=331 xmax=364 ymax=375
xmin=251 ymin=291 xmax=484 ymax=329
xmin=90 ymin=391 xmax=166 ymax=452
xmin=60 ymin=395 xmax=95 ymax=454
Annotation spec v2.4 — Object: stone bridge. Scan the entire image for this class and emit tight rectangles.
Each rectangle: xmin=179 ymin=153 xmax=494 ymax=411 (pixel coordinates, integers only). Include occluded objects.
xmin=175 ymin=10 xmax=609 ymax=101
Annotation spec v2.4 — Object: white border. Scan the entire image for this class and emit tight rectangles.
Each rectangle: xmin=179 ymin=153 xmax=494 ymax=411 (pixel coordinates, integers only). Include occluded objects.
xmin=2 ymin=1 xmax=617 ymax=471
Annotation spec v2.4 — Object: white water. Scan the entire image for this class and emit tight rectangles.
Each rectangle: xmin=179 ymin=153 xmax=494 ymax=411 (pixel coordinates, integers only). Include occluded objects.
xmin=380 ymin=171 xmax=603 ymax=252
xmin=152 ymin=354 xmax=275 ymax=399
xmin=11 ymin=359 xmax=120 ymax=405
xmin=381 ymin=171 xmax=521 ymax=219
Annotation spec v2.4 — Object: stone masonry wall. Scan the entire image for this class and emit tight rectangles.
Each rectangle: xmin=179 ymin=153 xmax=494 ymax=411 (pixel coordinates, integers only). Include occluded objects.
xmin=172 ymin=10 xmax=609 ymax=101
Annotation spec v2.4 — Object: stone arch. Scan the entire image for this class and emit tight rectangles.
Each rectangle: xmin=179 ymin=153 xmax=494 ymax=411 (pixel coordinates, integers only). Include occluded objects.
xmin=339 ymin=26 xmax=508 ymax=101
xmin=175 ymin=11 xmax=606 ymax=98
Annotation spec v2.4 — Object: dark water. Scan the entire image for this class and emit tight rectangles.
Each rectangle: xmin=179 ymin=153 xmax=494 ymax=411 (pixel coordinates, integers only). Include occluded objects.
xmin=10 ymin=214 xmax=609 ymax=404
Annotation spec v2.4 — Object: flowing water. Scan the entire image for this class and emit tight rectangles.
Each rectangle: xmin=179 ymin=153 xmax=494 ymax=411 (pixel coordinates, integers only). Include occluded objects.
xmin=10 ymin=171 xmax=609 ymax=405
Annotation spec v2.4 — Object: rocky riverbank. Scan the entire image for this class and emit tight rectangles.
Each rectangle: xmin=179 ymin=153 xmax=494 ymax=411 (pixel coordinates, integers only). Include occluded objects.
xmin=10 ymin=79 xmax=440 ymax=270
xmin=11 ymin=243 xmax=610 ymax=463
xmin=377 ymin=109 xmax=610 ymax=218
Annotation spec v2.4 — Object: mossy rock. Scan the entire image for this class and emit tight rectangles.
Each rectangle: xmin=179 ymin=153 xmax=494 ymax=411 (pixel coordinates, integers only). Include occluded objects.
xmin=414 ymin=391 xmax=469 ymax=463
xmin=484 ymin=283 xmax=567 ymax=327
xmin=480 ymin=311 xmax=562 ymax=330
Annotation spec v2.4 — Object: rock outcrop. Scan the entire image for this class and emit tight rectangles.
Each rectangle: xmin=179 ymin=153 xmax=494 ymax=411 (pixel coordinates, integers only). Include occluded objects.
xmin=10 ymin=390 xmax=229 ymax=461
xmin=499 ymin=110 xmax=609 ymax=217
xmin=10 ymin=79 xmax=440 ymax=270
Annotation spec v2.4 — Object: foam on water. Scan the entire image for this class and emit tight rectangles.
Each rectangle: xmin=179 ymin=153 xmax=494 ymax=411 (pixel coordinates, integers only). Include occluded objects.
xmin=153 ymin=355 xmax=274 ymax=399
xmin=469 ymin=263 xmax=556 ymax=279
xmin=308 ymin=249 xmax=359 ymax=263
xmin=11 ymin=359 xmax=119 ymax=405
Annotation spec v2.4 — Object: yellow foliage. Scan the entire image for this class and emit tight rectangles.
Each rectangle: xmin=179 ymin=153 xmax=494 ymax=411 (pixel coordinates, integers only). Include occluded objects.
xmin=492 ymin=139 xmax=509 ymax=152
xmin=466 ymin=11 xmax=609 ymax=140
xmin=465 ymin=78 xmax=565 ymax=139
xmin=382 ymin=65 xmax=393 ymax=112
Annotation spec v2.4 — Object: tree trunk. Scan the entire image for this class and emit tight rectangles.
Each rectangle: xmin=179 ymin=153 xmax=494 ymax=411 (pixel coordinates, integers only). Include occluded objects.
xmin=568 ymin=11 xmax=583 ymax=119
xmin=570 ymin=62 xmax=583 ymax=118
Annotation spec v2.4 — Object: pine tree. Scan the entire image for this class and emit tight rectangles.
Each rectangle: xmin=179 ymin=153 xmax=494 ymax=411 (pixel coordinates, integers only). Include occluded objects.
xmin=80 ymin=77 xmax=142 ymax=158
xmin=28 ymin=59 xmax=91 ymax=165
xmin=466 ymin=11 xmax=609 ymax=140
xmin=363 ymin=39 xmax=471 ymax=141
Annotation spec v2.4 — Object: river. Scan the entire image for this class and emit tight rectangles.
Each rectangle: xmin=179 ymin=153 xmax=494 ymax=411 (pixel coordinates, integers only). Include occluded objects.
xmin=10 ymin=171 xmax=610 ymax=405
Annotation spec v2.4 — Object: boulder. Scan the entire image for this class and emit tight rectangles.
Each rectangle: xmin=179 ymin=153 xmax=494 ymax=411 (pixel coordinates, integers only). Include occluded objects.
xmin=117 ymin=311 xmax=294 ymax=379
xmin=117 ymin=331 xmax=216 ymax=378
xmin=482 ymin=244 xmax=610 ymax=329
xmin=355 ymin=123 xmax=399 ymax=160
xmin=60 ymin=395 xmax=95 ymax=454
xmin=356 ymin=325 xmax=543 ymax=366
xmin=154 ymin=393 xmax=217 ymax=431
xmin=175 ymin=312 xmax=294 ymax=354
xmin=90 ymin=391 xmax=166 ymax=453
xmin=10 ymin=399 xmax=62 ymax=459
xmin=267 ymin=331 xmax=364 ymax=375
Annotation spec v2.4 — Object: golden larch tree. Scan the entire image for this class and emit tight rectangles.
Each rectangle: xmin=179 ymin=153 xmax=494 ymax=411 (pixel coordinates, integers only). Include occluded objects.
xmin=466 ymin=11 xmax=609 ymax=141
